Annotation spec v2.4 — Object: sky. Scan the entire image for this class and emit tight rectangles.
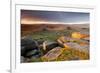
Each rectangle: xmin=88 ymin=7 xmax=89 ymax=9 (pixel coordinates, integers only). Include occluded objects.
xmin=21 ymin=10 xmax=90 ymax=24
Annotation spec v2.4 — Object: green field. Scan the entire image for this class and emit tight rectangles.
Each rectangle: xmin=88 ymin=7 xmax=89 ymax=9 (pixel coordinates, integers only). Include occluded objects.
xmin=31 ymin=30 xmax=74 ymax=42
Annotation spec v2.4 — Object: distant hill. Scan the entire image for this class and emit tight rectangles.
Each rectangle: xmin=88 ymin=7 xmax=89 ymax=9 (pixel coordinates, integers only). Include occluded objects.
xmin=21 ymin=24 xmax=67 ymax=32
xmin=21 ymin=23 xmax=89 ymax=36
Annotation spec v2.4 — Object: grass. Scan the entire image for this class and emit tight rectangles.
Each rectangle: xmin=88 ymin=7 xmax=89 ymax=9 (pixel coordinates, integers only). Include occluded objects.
xmin=31 ymin=30 xmax=74 ymax=42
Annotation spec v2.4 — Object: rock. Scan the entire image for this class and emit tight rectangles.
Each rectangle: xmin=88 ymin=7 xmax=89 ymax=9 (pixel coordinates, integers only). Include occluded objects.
xmin=71 ymin=32 xmax=89 ymax=39
xmin=64 ymin=42 xmax=89 ymax=53
xmin=57 ymin=36 xmax=77 ymax=47
xmin=26 ymin=50 xmax=38 ymax=57
xmin=57 ymin=36 xmax=89 ymax=48
xmin=21 ymin=37 xmax=40 ymax=58
xmin=26 ymin=49 xmax=42 ymax=58
xmin=21 ymin=37 xmax=38 ymax=48
xmin=40 ymin=41 xmax=59 ymax=54
xmin=42 ymin=47 xmax=62 ymax=61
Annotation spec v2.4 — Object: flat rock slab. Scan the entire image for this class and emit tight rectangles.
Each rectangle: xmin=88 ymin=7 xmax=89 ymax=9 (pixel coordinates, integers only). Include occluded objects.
xmin=65 ymin=42 xmax=89 ymax=53
xmin=42 ymin=47 xmax=62 ymax=61
xmin=58 ymin=36 xmax=89 ymax=43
